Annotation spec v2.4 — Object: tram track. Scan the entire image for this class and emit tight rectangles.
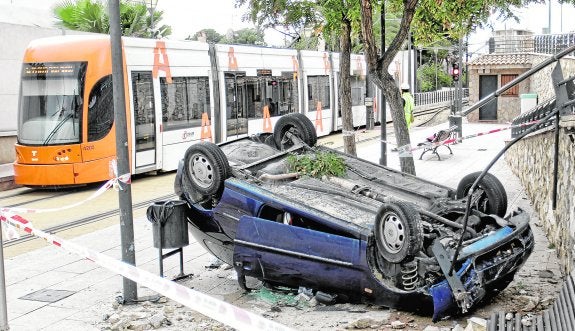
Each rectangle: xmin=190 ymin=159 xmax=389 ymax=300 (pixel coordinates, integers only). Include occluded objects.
xmin=3 ymin=193 xmax=176 ymax=247
xmin=0 ymin=188 xmax=87 ymax=208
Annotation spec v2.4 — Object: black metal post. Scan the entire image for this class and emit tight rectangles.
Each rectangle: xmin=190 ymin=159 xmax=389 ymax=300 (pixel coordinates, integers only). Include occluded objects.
xmin=108 ymin=0 xmax=138 ymax=303
xmin=552 ymin=110 xmax=559 ymax=210
xmin=0 ymin=224 xmax=9 ymax=331
xmin=379 ymin=0 xmax=387 ymax=166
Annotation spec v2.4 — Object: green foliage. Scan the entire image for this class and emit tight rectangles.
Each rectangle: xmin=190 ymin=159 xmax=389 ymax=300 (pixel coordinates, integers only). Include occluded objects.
xmin=52 ymin=0 xmax=171 ymax=38
xmin=409 ymin=0 xmax=570 ymax=46
xmin=286 ymin=151 xmax=347 ymax=178
xmin=236 ymin=0 xmax=321 ymax=42
xmin=417 ymin=63 xmax=453 ymax=92
xmin=221 ymin=28 xmax=266 ymax=45
xmin=186 ymin=29 xmax=223 ymax=43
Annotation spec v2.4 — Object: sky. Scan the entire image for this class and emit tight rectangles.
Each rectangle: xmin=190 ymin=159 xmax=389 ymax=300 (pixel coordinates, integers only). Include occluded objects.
xmin=467 ymin=1 xmax=575 ymax=56
xmin=2 ymin=0 xmax=575 ymax=49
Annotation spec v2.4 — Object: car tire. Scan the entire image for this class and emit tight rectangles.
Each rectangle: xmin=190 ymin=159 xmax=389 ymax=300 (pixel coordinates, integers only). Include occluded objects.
xmin=273 ymin=113 xmax=317 ymax=149
xmin=456 ymin=172 xmax=507 ymax=217
xmin=183 ymin=142 xmax=230 ymax=197
xmin=290 ymin=113 xmax=318 ymax=147
xmin=374 ymin=202 xmax=423 ymax=263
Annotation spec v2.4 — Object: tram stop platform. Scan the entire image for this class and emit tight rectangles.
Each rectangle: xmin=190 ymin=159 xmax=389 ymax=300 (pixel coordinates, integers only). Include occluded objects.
xmin=0 ymin=121 xmax=568 ymax=330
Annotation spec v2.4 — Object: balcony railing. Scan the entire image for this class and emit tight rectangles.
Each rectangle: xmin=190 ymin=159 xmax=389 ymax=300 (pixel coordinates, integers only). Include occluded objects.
xmin=489 ymin=33 xmax=575 ymax=56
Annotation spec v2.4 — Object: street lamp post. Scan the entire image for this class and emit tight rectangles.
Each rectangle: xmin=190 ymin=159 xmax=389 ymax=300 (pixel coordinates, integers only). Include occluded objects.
xmin=145 ymin=0 xmax=158 ymax=38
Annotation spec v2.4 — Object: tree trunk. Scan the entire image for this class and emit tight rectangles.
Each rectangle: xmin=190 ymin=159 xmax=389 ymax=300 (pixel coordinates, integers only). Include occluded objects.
xmin=359 ymin=0 xmax=417 ymax=175
xmin=340 ymin=18 xmax=356 ymax=156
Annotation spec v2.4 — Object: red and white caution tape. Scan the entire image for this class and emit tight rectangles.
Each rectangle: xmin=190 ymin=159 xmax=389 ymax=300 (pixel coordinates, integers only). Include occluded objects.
xmin=0 ymin=213 xmax=293 ymax=331
xmin=0 ymin=173 xmax=131 ymax=214
xmin=387 ymin=120 xmax=541 ymax=156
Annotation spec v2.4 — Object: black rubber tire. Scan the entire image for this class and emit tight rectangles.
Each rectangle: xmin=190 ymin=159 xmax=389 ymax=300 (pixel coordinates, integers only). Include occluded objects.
xmin=456 ymin=172 xmax=507 ymax=217
xmin=290 ymin=113 xmax=317 ymax=147
xmin=183 ymin=142 xmax=230 ymax=197
xmin=273 ymin=113 xmax=317 ymax=149
xmin=374 ymin=202 xmax=423 ymax=263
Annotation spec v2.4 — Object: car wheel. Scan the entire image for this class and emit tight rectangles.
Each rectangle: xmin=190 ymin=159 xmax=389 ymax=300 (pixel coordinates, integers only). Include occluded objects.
xmin=290 ymin=113 xmax=317 ymax=147
xmin=456 ymin=172 xmax=507 ymax=217
xmin=273 ymin=113 xmax=317 ymax=149
xmin=183 ymin=142 xmax=230 ymax=197
xmin=374 ymin=202 xmax=423 ymax=263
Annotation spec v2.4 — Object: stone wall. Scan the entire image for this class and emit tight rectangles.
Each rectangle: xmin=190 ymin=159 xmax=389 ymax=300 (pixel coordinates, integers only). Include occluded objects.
xmin=0 ymin=136 xmax=16 ymax=164
xmin=505 ymin=116 xmax=575 ymax=274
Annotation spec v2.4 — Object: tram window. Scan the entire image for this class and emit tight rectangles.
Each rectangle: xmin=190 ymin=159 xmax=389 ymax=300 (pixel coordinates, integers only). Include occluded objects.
xmin=351 ymin=75 xmax=365 ymax=106
xmin=87 ymin=75 xmax=114 ymax=142
xmin=160 ymin=77 xmax=210 ymax=130
xmin=132 ymin=72 xmax=155 ymax=151
xmin=245 ymin=78 xmax=259 ymax=119
xmin=18 ymin=62 xmax=86 ymax=145
xmin=278 ymin=78 xmax=298 ymax=115
xmin=307 ymin=75 xmax=330 ymax=111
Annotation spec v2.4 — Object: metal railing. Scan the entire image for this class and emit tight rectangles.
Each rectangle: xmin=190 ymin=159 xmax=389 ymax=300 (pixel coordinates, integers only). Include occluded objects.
xmin=489 ymin=33 xmax=575 ymax=56
xmin=511 ymin=98 xmax=556 ymax=137
xmin=414 ymin=88 xmax=469 ymax=106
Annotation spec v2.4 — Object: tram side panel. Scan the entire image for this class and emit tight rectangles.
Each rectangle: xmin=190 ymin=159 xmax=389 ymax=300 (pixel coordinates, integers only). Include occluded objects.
xmin=123 ymin=38 xmax=213 ymax=173
xmin=331 ymin=53 xmax=368 ymax=130
xmin=213 ymin=44 xmax=299 ymax=142
xmin=299 ymin=50 xmax=335 ymax=137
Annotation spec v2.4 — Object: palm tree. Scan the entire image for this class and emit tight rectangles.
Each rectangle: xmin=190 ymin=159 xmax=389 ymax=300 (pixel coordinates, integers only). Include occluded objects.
xmin=53 ymin=0 xmax=171 ymax=38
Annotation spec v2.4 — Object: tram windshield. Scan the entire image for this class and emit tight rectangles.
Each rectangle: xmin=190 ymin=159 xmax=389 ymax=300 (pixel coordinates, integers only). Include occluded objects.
xmin=18 ymin=62 xmax=87 ymax=146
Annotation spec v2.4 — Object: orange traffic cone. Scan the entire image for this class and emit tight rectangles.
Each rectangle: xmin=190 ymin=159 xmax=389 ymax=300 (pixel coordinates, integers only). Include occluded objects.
xmin=315 ymin=101 xmax=323 ymax=132
xmin=262 ymin=106 xmax=272 ymax=133
xmin=201 ymin=112 xmax=212 ymax=142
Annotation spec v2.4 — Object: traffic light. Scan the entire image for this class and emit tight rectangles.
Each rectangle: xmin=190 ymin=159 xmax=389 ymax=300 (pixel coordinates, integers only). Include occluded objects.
xmin=452 ymin=63 xmax=460 ymax=82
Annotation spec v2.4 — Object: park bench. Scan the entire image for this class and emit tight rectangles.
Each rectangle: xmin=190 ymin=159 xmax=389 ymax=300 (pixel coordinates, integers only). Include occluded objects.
xmin=418 ymin=125 xmax=459 ymax=161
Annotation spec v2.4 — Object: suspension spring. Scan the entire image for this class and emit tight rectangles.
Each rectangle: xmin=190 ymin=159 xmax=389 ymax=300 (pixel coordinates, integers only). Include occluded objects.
xmin=401 ymin=262 xmax=419 ymax=291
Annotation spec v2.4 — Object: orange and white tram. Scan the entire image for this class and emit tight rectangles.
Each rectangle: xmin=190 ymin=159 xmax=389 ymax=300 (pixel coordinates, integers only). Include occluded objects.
xmin=14 ymin=35 xmax=378 ymax=187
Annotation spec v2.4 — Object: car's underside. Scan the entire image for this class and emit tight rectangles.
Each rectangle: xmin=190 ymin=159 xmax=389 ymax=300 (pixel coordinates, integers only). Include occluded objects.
xmin=175 ymin=114 xmax=534 ymax=320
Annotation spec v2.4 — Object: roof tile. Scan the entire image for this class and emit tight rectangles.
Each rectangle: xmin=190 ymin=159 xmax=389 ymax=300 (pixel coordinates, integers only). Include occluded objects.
xmin=469 ymin=53 xmax=532 ymax=66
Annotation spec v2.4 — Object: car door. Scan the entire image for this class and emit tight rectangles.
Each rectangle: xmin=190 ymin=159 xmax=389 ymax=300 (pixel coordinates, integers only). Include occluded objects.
xmin=233 ymin=215 xmax=363 ymax=293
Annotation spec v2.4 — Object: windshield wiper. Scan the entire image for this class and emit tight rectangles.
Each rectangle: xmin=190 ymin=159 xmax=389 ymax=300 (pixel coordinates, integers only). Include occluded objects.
xmin=43 ymin=113 xmax=73 ymax=146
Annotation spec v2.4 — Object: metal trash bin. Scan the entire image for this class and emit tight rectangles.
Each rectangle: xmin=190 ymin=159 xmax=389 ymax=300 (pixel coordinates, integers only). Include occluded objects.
xmin=146 ymin=200 xmax=189 ymax=249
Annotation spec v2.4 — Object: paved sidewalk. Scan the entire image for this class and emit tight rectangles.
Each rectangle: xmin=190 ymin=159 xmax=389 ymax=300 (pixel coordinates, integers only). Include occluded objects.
xmin=0 ymin=121 xmax=563 ymax=330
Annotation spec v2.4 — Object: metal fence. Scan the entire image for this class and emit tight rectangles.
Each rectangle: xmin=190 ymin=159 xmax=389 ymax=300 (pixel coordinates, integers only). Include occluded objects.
xmin=489 ymin=33 xmax=575 ymax=56
xmin=511 ymin=98 xmax=556 ymax=138
xmin=413 ymin=88 xmax=469 ymax=106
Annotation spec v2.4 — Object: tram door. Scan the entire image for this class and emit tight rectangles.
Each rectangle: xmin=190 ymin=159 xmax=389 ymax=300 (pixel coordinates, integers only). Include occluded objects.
xmin=130 ymin=71 xmax=157 ymax=170
xmin=225 ymin=72 xmax=249 ymax=139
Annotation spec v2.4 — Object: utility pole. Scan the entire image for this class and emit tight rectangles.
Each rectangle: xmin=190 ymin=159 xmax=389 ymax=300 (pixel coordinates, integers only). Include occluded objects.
xmin=146 ymin=0 xmax=158 ymax=38
xmin=108 ymin=0 xmax=138 ymax=303
xmin=449 ymin=36 xmax=464 ymax=138
xmin=379 ymin=0 xmax=387 ymax=166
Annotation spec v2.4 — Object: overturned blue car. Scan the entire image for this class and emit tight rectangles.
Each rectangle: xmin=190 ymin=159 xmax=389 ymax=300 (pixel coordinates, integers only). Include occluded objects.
xmin=174 ymin=113 xmax=534 ymax=320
